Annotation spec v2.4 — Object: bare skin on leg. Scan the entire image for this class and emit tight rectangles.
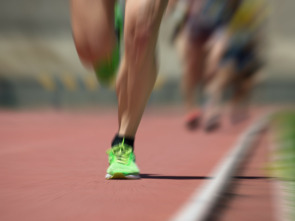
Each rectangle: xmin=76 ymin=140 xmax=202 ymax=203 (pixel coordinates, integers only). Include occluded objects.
xmin=116 ymin=0 xmax=168 ymax=137
xmin=177 ymin=30 xmax=206 ymax=114
xmin=70 ymin=0 xmax=116 ymax=67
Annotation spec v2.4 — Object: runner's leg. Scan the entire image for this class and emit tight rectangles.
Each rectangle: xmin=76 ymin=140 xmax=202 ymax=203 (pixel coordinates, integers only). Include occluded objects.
xmin=105 ymin=0 xmax=168 ymax=179
xmin=116 ymin=0 xmax=168 ymax=137
xmin=204 ymin=62 xmax=234 ymax=131
xmin=70 ymin=0 xmax=116 ymax=67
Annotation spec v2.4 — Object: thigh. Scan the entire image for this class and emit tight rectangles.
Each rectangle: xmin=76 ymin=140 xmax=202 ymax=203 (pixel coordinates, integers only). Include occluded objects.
xmin=71 ymin=0 xmax=116 ymax=65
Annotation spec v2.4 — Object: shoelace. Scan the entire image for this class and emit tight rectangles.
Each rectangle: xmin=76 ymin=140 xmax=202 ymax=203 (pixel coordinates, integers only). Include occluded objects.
xmin=111 ymin=141 xmax=132 ymax=164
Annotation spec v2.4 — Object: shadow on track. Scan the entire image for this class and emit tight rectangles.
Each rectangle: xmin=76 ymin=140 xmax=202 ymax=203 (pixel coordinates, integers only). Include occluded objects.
xmin=140 ymin=174 xmax=211 ymax=180
xmin=233 ymin=176 xmax=270 ymax=180
xmin=140 ymin=174 xmax=270 ymax=180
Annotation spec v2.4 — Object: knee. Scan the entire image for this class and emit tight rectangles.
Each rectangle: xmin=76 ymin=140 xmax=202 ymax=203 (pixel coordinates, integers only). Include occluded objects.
xmin=73 ymin=31 xmax=116 ymax=66
xmin=124 ymin=26 xmax=153 ymax=62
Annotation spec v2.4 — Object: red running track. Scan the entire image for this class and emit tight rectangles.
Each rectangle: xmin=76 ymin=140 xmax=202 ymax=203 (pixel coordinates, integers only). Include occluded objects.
xmin=0 ymin=108 xmax=264 ymax=221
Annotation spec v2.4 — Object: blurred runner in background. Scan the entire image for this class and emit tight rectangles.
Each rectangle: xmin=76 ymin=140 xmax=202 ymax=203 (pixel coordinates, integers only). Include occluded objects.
xmin=167 ymin=0 xmax=240 ymax=130
xmin=204 ymin=0 xmax=267 ymax=131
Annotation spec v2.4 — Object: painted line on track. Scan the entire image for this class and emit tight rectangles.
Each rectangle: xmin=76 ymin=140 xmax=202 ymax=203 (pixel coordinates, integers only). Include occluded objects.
xmin=170 ymin=113 xmax=271 ymax=221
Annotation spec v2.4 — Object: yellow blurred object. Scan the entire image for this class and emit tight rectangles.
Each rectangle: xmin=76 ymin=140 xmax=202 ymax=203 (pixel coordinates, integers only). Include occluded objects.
xmin=229 ymin=0 xmax=268 ymax=32
xmin=84 ymin=75 xmax=99 ymax=91
xmin=61 ymin=74 xmax=77 ymax=91
xmin=38 ymin=74 xmax=55 ymax=91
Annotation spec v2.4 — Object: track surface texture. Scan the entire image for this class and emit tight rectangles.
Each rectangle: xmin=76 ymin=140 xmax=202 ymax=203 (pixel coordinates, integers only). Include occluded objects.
xmin=0 ymin=107 xmax=269 ymax=221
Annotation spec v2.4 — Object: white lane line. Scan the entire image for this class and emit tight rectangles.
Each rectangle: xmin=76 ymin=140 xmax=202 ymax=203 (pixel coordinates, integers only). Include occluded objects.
xmin=170 ymin=114 xmax=271 ymax=221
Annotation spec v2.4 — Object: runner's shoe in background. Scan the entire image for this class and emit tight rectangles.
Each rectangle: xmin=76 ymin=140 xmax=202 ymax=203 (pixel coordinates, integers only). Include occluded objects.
xmin=185 ymin=109 xmax=201 ymax=130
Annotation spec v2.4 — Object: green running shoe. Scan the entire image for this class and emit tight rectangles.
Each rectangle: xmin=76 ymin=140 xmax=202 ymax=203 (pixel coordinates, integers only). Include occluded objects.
xmin=106 ymin=140 xmax=140 ymax=179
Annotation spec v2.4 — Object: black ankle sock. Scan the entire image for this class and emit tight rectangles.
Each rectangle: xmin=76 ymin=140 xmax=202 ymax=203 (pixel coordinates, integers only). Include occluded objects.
xmin=111 ymin=134 xmax=134 ymax=150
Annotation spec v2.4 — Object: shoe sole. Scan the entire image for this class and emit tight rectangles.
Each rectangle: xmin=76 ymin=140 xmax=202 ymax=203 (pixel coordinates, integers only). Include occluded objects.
xmin=105 ymin=173 xmax=140 ymax=180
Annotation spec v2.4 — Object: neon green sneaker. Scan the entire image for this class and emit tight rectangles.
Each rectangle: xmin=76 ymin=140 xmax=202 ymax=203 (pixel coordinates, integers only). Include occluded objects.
xmin=106 ymin=140 xmax=140 ymax=179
